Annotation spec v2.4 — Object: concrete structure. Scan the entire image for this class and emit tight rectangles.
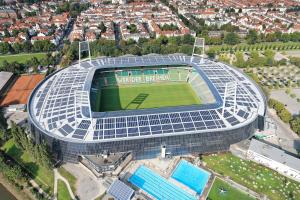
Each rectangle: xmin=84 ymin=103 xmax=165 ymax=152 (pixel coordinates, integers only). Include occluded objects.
xmin=0 ymin=71 xmax=14 ymax=95
xmin=247 ymin=139 xmax=300 ymax=182
xmin=28 ymin=54 xmax=266 ymax=162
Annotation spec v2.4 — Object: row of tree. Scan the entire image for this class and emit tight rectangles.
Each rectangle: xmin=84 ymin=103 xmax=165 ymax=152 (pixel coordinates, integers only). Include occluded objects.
xmin=10 ymin=122 xmax=52 ymax=169
xmin=233 ymin=50 xmax=283 ymax=68
xmin=60 ymin=35 xmax=195 ymax=67
xmin=0 ymin=151 xmax=26 ymax=186
xmin=0 ymin=53 xmax=59 ymax=75
xmin=208 ymin=30 xmax=300 ymax=45
xmin=208 ymin=42 xmax=300 ymax=56
xmin=268 ymin=99 xmax=300 ymax=136
xmin=0 ymin=40 xmax=56 ymax=55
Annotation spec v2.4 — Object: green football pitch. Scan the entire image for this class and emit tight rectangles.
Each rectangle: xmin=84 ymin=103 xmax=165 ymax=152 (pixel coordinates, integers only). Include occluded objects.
xmin=98 ymin=82 xmax=201 ymax=111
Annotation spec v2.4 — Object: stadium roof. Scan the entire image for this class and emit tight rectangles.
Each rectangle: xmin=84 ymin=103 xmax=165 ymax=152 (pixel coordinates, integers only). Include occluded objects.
xmin=28 ymin=55 xmax=266 ymax=143
xmin=0 ymin=71 xmax=13 ymax=92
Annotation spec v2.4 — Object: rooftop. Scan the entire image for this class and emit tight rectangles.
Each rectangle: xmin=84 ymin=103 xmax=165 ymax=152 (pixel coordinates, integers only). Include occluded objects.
xmin=107 ymin=180 xmax=134 ymax=200
xmin=249 ymin=139 xmax=300 ymax=172
xmin=0 ymin=71 xmax=13 ymax=92
xmin=28 ymin=55 xmax=266 ymax=142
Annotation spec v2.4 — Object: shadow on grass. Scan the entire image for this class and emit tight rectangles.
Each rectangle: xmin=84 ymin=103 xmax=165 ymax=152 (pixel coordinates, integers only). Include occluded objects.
xmin=5 ymin=143 xmax=23 ymax=159
xmin=125 ymin=93 xmax=149 ymax=109
xmin=5 ymin=143 xmax=42 ymax=183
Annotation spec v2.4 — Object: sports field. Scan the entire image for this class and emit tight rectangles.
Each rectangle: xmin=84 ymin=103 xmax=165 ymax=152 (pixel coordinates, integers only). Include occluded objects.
xmin=0 ymin=53 xmax=47 ymax=64
xmin=208 ymin=178 xmax=254 ymax=200
xmin=0 ymin=74 xmax=44 ymax=106
xmin=99 ymin=82 xmax=201 ymax=111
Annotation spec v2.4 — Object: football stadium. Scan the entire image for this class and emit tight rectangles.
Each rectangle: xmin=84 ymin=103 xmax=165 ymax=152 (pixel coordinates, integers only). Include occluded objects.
xmin=28 ymin=54 xmax=266 ymax=161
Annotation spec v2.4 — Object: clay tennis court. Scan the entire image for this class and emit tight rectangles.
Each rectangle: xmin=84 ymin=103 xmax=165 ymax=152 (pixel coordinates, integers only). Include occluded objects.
xmin=0 ymin=74 xmax=44 ymax=107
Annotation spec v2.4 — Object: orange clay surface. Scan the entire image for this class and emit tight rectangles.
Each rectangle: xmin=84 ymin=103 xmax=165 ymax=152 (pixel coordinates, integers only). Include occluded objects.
xmin=0 ymin=74 xmax=44 ymax=106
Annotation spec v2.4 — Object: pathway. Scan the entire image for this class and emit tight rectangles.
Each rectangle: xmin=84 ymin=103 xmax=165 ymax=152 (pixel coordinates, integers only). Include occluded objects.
xmin=54 ymin=169 xmax=75 ymax=200
xmin=63 ymin=163 xmax=105 ymax=200
xmin=265 ymin=109 xmax=299 ymax=154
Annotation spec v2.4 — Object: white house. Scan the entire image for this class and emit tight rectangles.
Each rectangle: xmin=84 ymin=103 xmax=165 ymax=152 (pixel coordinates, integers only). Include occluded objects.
xmin=247 ymin=139 xmax=300 ymax=182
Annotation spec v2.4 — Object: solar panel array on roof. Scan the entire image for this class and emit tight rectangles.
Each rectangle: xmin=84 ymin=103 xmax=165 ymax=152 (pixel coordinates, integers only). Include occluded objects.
xmin=92 ymin=110 xmax=226 ymax=140
xmin=107 ymin=180 xmax=134 ymax=200
xmin=30 ymin=55 xmax=264 ymax=142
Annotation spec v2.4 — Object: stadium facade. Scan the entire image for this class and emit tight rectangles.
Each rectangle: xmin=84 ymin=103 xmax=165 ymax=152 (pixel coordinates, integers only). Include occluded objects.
xmin=28 ymin=55 xmax=266 ymax=162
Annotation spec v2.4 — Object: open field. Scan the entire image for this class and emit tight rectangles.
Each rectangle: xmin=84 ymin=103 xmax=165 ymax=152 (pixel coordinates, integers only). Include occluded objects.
xmin=99 ymin=82 xmax=201 ymax=111
xmin=1 ymin=139 xmax=54 ymax=194
xmin=57 ymin=180 xmax=71 ymax=200
xmin=208 ymin=177 xmax=255 ymax=200
xmin=203 ymin=153 xmax=300 ymax=200
xmin=0 ymin=53 xmax=47 ymax=64
xmin=0 ymin=74 xmax=44 ymax=106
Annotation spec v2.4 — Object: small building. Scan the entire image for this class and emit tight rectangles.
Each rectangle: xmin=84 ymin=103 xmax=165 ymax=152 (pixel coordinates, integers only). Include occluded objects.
xmin=107 ymin=180 xmax=134 ymax=200
xmin=208 ymin=31 xmax=224 ymax=38
xmin=0 ymin=71 xmax=14 ymax=96
xmin=247 ymin=139 xmax=300 ymax=182
xmin=7 ymin=104 xmax=26 ymax=112
xmin=80 ymin=152 xmax=132 ymax=176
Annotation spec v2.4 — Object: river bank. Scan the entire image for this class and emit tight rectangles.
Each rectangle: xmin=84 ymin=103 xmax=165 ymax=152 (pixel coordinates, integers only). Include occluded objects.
xmin=0 ymin=174 xmax=33 ymax=200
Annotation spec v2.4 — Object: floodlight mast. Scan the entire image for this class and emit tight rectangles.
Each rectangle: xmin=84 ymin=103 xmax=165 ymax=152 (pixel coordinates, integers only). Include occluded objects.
xmin=79 ymin=41 xmax=92 ymax=66
xmin=222 ymin=81 xmax=237 ymax=117
xmin=191 ymin=37 xmax=205 ymax=63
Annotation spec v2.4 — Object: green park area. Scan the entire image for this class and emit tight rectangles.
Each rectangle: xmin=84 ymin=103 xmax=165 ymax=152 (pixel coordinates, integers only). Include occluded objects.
xmin=208 ymin=177 xmax=255 ymax=200
xmin=203 ymin=153 xmax=300 ymax=200
xmin=57 ymin=180 xmax=72 ymax=200
xmin=1 ymin=139 xmax=54 ymax=194
xmin=0 ymin=53 xmax=47 ymax=64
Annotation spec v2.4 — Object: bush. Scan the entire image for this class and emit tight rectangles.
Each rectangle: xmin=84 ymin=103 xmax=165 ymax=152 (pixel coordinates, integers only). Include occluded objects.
xmin=268 ymin=98 xmax=291 ymax=123
xmin=290 ymin=117 xmax=300 ymax=136
xmin=278 ymin=109 xmax=292 ymax=123
xmin=285 ymin=88 xmax=292 ymax=94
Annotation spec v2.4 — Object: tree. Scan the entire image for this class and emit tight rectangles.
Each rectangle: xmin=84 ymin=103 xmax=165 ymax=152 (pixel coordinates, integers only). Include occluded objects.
xmin=264 ymin=50 xmax=275 ymax=66
xmin=246 ymin=29 xmax=258 ymax=44
xmin=206 ymin=48 xmax=216 ymax=59
xmin=182 ymin=34 xmax=194 ymax=45
xmin=127 ymin=24 xmax=138 ymax=34
xmin=12 ymin=43 xmax=23 ymax=53
xmin=224 ymin=32 xmax=240 ymax=45
xmin=290 ymin=117 xmax=300 ymax=135
xmin=0 ymin=42 xmax=11 ymax=54
xmin=278 ymin=109 xmax=292 ymax=123
xmin=234 ymin=51 xmax=246 ymax=68
xmin=98 ymin=22 xmax=107 ymax=33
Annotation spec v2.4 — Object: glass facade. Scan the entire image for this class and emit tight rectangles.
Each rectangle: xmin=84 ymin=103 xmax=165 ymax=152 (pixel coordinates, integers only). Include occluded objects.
xmin=29 ymin=117 xmax=258 ymax=162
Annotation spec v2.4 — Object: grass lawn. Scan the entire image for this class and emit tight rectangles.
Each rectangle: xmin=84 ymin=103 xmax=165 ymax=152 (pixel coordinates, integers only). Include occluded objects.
xmin=57 ymin=180 xmax=71 ymax=200
xmin=1 ymin=139 xmax=54 ymax=194
xmin=99 ymin=82 xmax=201 ymax=111
xmin=58 ymin=167 xmax=77 ymax=194
xmin=203 ymin=153 xmax=300 ymax=200
xmin=0 ymin=53 xmax=47 ymax=64
xmin=208 ymin=178 xmax=255 ymax=200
